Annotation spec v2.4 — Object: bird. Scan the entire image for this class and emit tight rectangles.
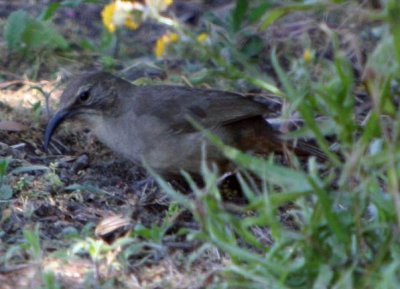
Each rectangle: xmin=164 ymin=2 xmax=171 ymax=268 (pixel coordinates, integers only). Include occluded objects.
xmin=44 ymin=71 xmax=326 ymax=176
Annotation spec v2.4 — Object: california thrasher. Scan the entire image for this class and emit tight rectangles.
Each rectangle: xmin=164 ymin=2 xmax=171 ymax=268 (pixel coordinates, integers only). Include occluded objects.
xmin=44 ymin=71 xmax=325 ymax=175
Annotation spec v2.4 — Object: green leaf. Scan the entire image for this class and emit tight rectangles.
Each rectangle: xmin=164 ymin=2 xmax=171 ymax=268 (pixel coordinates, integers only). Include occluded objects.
xmin=241 ymin=35 xmax=263 ymax=58
xmin=260 ymin=4 xmax=325 ymax=30
xmin=4 ymin=9 xmax=68 ymax=55
xmin=247 ymin=191 xmax=310 ymax=210
xmin=65 ymin=183 xmax=110 ymax=195
xmin=61 ymin=0 xmax=102 ymax=7
xmin=259 ymin=8 xmax=286 ymax=30
xmin=308 ymin=177 xmax=349 ymax=243
xmin=0 ymin=158 xmax=9 ymax=177
xmin=11 ymin=165 xmax=50 ymax=174
xmin=4 ymin=10 xmax=29 ymax=52
xmin=232 ymin=0 xmax=248 ymax=32
xmin=249 ymin=2 xmax=272 ymax=23
xmin=22 ymin=226 xmax=42 ymax=259
xmin=133 ymin=223 xmax=153 ymax=239
xmin=23 ymin=19 xmax=69 ymax=51
xmin=99 ymin=29 xmax=115 ymax=51
xmin=271 ymin=47 xmax=296 ymax=99
xmin=40 ymin=3 xmax=61 ymax=21
xmin=60 ymin=0 xmax=84 ymax=7
xmin=366 ymin=33 xmax=399 ymax=77
xmin=79 ymin=39 xmax=96 ymax=51
xmin=387 ymin=0 xmax=400 ymax=64
xmin=0 ymin=184 xmax=13 ymax=200
xmin=222 ymin=147 xmax=312 ymax=192
xmin=42 ymin=271 xmax=61 ymax=289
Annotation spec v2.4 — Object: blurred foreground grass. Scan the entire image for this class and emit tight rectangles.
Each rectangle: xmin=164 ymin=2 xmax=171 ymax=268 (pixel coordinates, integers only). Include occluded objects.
xmin=152 ymin=1 xmax=400 ymax=288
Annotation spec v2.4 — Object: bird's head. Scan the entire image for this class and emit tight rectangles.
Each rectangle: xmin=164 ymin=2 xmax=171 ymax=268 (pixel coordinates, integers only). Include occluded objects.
xmin=44 ymin=71 xmax=129 ymax=151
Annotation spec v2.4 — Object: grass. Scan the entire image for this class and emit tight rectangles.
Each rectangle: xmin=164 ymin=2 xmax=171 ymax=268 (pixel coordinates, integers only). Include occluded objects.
xmin=1 ymin=0 xmax=400 ymax=288
xmin=152 ymin=1 xmax=400 ymax=288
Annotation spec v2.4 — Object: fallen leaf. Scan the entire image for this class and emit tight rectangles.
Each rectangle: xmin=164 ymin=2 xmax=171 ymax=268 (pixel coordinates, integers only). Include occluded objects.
xmin=0 ymin=121 xmax=27 ymax=132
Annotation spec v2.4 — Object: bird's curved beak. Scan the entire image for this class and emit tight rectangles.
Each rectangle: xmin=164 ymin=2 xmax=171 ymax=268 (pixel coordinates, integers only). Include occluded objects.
xmin=44 ymin=109 xmax=76 ymax=152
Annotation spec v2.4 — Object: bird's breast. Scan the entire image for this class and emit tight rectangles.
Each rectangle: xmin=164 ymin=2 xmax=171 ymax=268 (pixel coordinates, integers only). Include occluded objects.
xmin=91 ymin=115 xmax=219 ymax=174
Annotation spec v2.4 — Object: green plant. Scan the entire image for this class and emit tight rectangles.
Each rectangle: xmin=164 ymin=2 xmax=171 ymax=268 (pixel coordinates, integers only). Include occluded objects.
xmin=0 ymin=158 xmax=12 ymax=200
xmin=4 ymin=10 xmax=68 ymax=57
xmin=41 ymin=271 xmax=61 ymax=289
xmin=133 ymin=202 xmax=181 ymax=243
xmin=147 ymin=1 xmax=400 ymax=288
xmin=22 ymin=225 xmax=43 ymax=261
xmin=44 ymin=163 xmax=64 ymax=191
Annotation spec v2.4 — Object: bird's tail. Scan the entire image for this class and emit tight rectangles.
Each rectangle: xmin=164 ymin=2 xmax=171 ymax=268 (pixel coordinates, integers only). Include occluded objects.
xmin=286 ymin=138 xmax=328 ymax=161
xmin=233 ymin=117 xmax=328 ymax=161
xmin=250 ymin=131 xmax=328 ymax=161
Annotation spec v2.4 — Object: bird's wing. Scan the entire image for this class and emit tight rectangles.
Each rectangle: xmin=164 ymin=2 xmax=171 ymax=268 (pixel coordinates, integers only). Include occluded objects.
xmin=131 ymin=85 xmax=271 ymax=133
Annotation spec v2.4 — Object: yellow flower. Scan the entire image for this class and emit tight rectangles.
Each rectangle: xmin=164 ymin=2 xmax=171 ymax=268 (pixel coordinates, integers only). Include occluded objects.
xmin=124 ymin=17 xmax=139 ymax=30
xmin=303 ymin=48 xmax=313 ymax=63
xmin=102 ymin=2 xmax=117 ymax=33
xmin=101 ymin=1 xmax=140 ymax=33
xmin=168 ymin=32 xmax=179 ymax=42
xmin=154 ymin=32 xmax=179 ymax=58
xmin=197 ymin=33 xmax=208 ymax=43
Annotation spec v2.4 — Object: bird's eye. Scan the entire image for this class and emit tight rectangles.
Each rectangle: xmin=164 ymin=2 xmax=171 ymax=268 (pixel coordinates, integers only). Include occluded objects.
xmin=79 ymin=90 xmax=90 ymax=102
